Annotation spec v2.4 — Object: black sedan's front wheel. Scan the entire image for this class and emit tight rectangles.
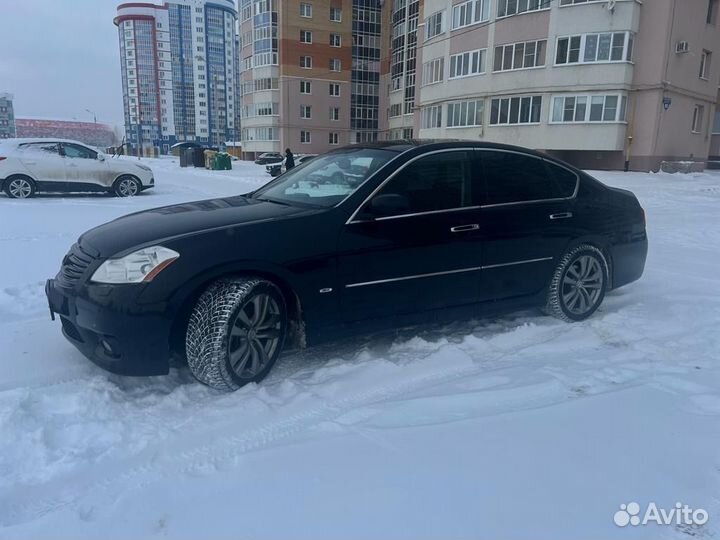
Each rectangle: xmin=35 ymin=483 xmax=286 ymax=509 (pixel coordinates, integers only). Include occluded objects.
xmin=186 ymin=278 xmax=287 ymax=391
xmin=545 ymin=244 xmax=608 ymax=322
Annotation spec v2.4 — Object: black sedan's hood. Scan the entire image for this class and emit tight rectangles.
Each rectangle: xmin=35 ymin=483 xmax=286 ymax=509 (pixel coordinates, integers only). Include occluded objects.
xmin=79 ymin=196 xmax=315 ymax=257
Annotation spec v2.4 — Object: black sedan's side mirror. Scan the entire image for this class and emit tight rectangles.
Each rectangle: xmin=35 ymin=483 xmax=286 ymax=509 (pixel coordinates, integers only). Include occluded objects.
xmin=368 ymin=193 xmax=410 ymax=217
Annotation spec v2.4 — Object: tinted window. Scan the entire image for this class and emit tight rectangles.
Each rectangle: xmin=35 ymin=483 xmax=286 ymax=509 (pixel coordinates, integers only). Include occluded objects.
xmin=480 ymin=151 xmax=561 ymax=205
xmin=369 ymin=151 xmax=473 ymax=216
xmin=63 ymin=143 xmax=97 ymax=159
xmin=545 ymin=161 xmax=578 ymax=198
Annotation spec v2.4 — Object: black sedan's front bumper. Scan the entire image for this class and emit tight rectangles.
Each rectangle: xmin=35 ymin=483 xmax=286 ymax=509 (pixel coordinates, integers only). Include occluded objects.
xmin=45 ymin=278 xmax=171 ymax=376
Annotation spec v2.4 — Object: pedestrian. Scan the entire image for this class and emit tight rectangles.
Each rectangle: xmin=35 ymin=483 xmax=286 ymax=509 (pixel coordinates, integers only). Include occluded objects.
xmin=285 ymin=148 xmax=295 ymax=170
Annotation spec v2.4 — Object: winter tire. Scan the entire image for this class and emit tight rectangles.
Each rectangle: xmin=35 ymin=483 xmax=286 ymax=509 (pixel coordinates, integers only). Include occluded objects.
xmin=545 ymin=244 xmax=608 ymax=322
xmin=113 ymin=175 xmax=141 ymax=197
xmin=186 ymin=278 xmax=287 ymax=391
xmin=5 ymin=176 xmax=36 ymax=199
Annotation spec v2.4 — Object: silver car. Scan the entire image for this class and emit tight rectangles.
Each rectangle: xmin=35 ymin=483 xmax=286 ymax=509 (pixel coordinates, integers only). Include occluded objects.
xmin=0 ymin=138 xmax=154 ymax=199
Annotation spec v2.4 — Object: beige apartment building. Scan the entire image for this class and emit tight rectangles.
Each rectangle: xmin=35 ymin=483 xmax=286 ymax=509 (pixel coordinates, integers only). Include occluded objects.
xmin=238 ymin=0 xmax=720 ymax=170
xmin=410 ymin=0 xmax=720 ymax=170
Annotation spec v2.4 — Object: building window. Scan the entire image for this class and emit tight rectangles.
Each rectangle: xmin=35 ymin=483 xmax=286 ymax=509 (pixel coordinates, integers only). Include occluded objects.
xmin=551 ymin=94 xmax=627 ymax=123
xmin=300 ymin=80 xmax=311 ymax=94
xmin=560 ymin=0 xmax=605 ymax=4
xmin=452 ymin=0 xmax=490 ymax=29
xmin=389 ymin=103 xmax=402 ymax=117
xmin=330 ymin=107 xmax=340 ymax=120
xmin=708 ymin=0 xmax=718 ymax=24
xmin=301 ymin=3 xmax=312 ymax=17
xmin=449 ymin=49 xmax=486 ymax=78
xmin=300 ymin=30 xmax=312 ymax=43
xmin=490 ymin=96 xmax=542 ymax=125
xmin=425 ymin=11 xmax=445 ymax=41
xmin=421 ymin=104 xmax=443 ymax=128
xmin=494 ymin=40 xmax=546 ymax=71
xmin=330 ymin=7 xmax=342 ymax=22
xmin=329 ymin=132 xmax=339 ymax=145
xmin=421 ymin=57 xmax=444 ymax=85
xmin=301 ymin=105 xmax=312 ymax=119
xmin=330 ymin=58 xmax=341 ymax=71
xmin=330 ymin=33 xmax=341 ymax=47
xmin=692 ymin=105 xmax=705 ymax=133
xmin=556 ymin=32 xmax=634 ymax=65
xmin=447 ymin=100 xmax=484 ymax=127
xmin=497 ymin=0 xmax=548 ymax=18
xmin=301 ymin=130 xmax=311 ymax=143
xmin=329 ymin=83 xmax=341 ymax=96
xmin=300 ymin=55 xmax=312 ymax=68
xmin=700 ymin=50 xmax=711 ymax=79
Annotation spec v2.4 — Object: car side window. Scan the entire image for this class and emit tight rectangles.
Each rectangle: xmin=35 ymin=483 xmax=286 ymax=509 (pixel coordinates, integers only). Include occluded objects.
xmin=63 ymin=144 xmax=96 ymax=159
xmin=544 ymin=161 xmax=578 ymax=198
xmin=20 ymin=142 xmax=60 ymax=155
xmin=367 ymin=151 xmax=473 ymax=217
xmin=480 ymin=151 xmax=561 ymax=205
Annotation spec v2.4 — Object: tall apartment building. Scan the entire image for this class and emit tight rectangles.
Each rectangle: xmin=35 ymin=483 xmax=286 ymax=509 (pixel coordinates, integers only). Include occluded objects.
xmin=114 ymin=0 xmax=238 ymax=153
xmin=238 ymin=0 xmax=384 ymax=159
xmin=409 ymin=0 xmax=720 ymax=170
xmin=386 ymin=0 xmax=420 ymax=140
xmin=0 ymin=93 xmax=16 ymax=139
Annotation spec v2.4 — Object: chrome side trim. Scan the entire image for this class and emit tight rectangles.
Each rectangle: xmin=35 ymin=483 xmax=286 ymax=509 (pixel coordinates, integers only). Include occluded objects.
xmin=344 ymin=257 xmax=554 ymax=288
xmin=480 ymin=256 xmax=554 ymax=270
xmin=345 ymin=266 xmax=484 ymax=288
xmin=345 ymin=148 xmax=580 ymax=225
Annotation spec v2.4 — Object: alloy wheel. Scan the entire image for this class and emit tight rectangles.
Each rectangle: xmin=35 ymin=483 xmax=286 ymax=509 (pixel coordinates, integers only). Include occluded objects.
xmin=8 ymin=178 xmax=32 ymax=198
xmin=560 ymin=255 xmax=604 ymax=316
xmin=227 ymin=293 xmax=282 ymax=379
xmin=117 ymin=177 xmax=139 ymax=197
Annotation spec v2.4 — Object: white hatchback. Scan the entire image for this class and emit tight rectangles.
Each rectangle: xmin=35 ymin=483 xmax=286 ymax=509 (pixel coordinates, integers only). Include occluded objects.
xmin=0 ymin=138 xmax=154 ymax=199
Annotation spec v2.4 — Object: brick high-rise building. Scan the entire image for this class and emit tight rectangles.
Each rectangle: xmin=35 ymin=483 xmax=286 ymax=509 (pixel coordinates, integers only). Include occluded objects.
xmin=238 ymin=0 xmax=385 ymax=159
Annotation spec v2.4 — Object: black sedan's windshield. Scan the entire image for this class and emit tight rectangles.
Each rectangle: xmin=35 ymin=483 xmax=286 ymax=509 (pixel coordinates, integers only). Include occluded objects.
xmin=252 ymin=148 xmax=395 ymax=208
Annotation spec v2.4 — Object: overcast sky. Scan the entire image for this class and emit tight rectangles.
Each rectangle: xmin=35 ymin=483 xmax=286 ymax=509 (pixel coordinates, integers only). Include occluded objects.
xmin=0 ymin=0 xmax=124 ymax=127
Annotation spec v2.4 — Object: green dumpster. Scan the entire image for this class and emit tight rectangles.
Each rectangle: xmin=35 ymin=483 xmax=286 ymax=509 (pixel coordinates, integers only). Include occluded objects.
xmin=214 ymin=152 xmax=232 ymax=170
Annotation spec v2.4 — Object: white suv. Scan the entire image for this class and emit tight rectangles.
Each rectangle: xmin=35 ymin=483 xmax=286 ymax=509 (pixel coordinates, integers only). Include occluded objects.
xmin=0 ymin=138 xmax=155 ymax=199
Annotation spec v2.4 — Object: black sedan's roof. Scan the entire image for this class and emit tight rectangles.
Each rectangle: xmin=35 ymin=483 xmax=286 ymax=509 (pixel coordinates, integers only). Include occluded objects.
xmin=345 ymin=139 xmax=542 ymax=155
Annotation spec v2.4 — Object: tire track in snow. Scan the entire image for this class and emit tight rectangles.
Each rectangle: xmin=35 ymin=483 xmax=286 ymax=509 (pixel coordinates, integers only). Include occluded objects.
xmin=0 ymin=322 xmax=585 ymax=527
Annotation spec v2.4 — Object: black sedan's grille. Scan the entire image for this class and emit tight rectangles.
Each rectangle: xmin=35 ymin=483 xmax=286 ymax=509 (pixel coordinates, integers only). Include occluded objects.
xmin=57 ymin=243 xmax=95 ymax=287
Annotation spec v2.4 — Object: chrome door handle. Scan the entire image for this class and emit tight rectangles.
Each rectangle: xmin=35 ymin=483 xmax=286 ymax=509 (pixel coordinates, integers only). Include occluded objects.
xmin=450 ymin=224 xmax=480 ymax=233
xmin=549 ymin=212 xmax=573 ymax=220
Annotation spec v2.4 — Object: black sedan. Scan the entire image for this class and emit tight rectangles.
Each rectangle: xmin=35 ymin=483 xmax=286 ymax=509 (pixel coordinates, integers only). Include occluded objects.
xmin=254 ymin=152 xmax=284 ymax=165
xmin=46 ymin=141 xmax=648 ymax=391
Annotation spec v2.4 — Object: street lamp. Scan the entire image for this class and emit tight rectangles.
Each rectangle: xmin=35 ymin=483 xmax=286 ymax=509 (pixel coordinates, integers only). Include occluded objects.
xmin=85 ymin=109 xmax=97 ymax=124
xmin=662 ymin=96 xmax=672 ymax=111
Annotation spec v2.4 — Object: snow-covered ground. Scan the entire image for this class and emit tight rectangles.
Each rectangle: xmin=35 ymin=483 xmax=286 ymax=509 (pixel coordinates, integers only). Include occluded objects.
xmin=1 ymin=158 xmax=718 ymax=540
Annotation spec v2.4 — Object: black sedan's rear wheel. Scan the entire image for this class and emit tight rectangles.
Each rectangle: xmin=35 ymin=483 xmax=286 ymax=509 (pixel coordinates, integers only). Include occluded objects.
xmin=186 ymin=278 xmax=287 ymax=391
xmin=545 ymin=244 xmax=608 ymax=322
xmin=5 ymin=176 xmax=36 ymax=199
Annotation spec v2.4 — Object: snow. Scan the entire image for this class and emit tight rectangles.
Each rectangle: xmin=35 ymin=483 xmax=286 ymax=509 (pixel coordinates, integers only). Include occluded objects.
xmin=1 ymin=158 xmax=719 ymax=540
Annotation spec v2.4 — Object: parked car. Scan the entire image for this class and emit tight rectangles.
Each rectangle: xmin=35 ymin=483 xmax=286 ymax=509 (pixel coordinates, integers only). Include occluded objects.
xmin=254 ymin=152 xmax=284 ymax=165
xmin=0 ymin=138 xmax=154 ymax=198
xmin=46 ymin=141 xmax=647 ymax=390
xmin=266 ymin=154 xmax=318 ymax=177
